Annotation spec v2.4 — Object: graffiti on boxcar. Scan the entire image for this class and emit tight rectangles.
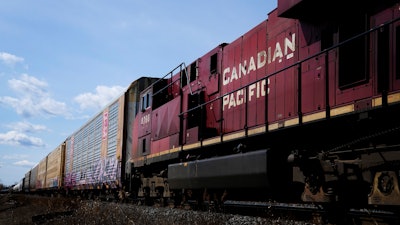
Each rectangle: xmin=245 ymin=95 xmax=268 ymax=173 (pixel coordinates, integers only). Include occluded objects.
xmin=48 ymin=177 xmax=59 ymax=188
xmin=102 ymin=110 xmax=109 ymax=140
xmin=64 ymin=156 xmax=119 ymax=188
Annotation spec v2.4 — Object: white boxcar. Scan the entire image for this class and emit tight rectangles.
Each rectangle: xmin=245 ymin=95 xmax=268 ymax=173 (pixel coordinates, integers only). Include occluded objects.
xmin=64 ymin=95 xmax=125 ymax=190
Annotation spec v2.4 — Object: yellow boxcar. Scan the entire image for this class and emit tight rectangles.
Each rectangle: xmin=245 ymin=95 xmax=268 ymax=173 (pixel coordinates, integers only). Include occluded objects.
xmin=36 ymin=157 xmax=47 ymax=190
xmin=45 ymin=142 xmax=66 ymax=189
xmin=35 ymin=142 xmax=66 ymax=191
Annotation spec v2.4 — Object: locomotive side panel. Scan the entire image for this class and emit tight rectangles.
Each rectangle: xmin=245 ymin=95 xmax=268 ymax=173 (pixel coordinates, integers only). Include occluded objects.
xmin=179 ymin=46 xmax=224 ymax=145
xmin=150 ymin=96 xmax=181 ymax=154
xmin=151 ymin=96 xmax=180 ymax=141
xmin=196 ymin=46 xmax=223 ymax=96
xmin=244 ymin=21 xmax=268 ymax=127
xmin=332 ymin=13 xmax=374 ymax=107
xmin=221 ymin=36 xmax=246 ymax=133
xmin=266 ymin=10 xmax=298 ymax=127
xmin=371 ymin=5 xmax=400 ymax=96
xmin=193 ymin=46 xmax=224 ymax=140
xmin=392 ymin=5 xmax=400 ymax=91
xmin=169 ymin=73 xmax=181 ymax=99
xmin=130 ymin=112 xmax=144 ymax=166
xmin=220 ymin=20 xmax=269 ymax=134
xmin=297 ymin=22 xmax=327 ymax=117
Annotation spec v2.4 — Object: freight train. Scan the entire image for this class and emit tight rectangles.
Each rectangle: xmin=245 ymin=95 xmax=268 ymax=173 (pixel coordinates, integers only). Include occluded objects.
xmin=15 ymin=0 xmax=400 ymax=214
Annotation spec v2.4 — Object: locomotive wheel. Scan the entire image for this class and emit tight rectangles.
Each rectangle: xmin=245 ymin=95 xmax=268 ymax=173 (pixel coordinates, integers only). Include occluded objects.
xmin=378 ymin=172 xmax=394 ymax=195
xmin=369 ymin=171 xmax=400 ymax=205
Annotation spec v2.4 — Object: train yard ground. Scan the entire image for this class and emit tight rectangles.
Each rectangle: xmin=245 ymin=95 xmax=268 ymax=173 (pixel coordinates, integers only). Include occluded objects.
xmin=2 ymin=192 xmax=398 ymax=225
xmin=0 ymin=193 xmax=319 ymax=225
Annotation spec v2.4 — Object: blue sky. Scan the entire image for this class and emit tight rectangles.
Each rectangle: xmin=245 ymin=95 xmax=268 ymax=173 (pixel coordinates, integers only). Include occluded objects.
xmin=0 ymin=1 xmax=276 ymax=186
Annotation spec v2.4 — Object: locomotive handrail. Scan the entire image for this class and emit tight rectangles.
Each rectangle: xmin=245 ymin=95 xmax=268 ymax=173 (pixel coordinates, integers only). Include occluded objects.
xmin=179 ymin=15 xmax=400 ymax=129
xmin=150 ymin=62 xmax=189 ymax=97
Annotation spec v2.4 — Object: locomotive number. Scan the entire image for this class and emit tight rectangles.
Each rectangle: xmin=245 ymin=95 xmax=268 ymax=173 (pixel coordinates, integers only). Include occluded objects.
xmin=141 ymin=114 xmax=151 ymax=125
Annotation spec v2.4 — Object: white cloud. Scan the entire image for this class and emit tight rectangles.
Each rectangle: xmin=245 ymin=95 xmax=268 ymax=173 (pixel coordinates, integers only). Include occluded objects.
xmin=8 ymin=74 xmax=47 ymax=97
xmin=0 ymin=130 xmax=45 ymax=148
xmin=0 ymin=74 xmax=68 ymax=118
xmin=0 ymin=52 xmax=24 ymax=66
xmin=74 ymin=85 xmax=125 ymax=110
xmin=7 ymin=121 xmax=47 ymax=133
xmin=3 ymin=154 xmax=29 ymax=160
xmin=13 ymin=160 xmax=36 ymax=167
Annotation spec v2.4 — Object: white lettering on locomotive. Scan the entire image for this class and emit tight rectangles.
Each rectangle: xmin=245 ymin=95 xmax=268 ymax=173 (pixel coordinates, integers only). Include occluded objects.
xmin=268 ymin=33 xmax=296 ymax=64
xmin=221 ymin=33 xmax=295 ymax=111
xmin=222 ymin=79 xmax=270 ymax=111
xmin=223 ymin=33 xmax=295 ymax=86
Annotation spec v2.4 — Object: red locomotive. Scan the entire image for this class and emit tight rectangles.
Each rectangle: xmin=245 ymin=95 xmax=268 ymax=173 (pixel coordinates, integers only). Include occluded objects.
xmin=19 ymin=0 xmax=400 ymax=220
